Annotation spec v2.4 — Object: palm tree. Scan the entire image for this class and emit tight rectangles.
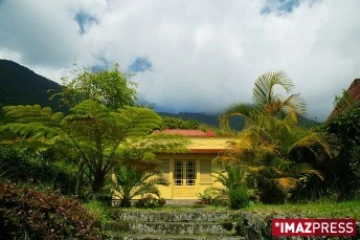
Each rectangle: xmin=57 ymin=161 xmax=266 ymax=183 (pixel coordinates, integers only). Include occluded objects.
xmin=211 ymin=163 xmax=250 ymax=209
xmin=111 ymin=165 xmax=168 ymax=207
xmin=220 ymin=71 xmax=306 ymax=132
xmin=221 ymin=71 xmax=333 ymax=203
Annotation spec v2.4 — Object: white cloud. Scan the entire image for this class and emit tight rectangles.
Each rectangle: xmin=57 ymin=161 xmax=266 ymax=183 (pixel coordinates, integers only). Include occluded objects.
xmin=1 ymin=0 xmax=360 ymax=120
xmin=0 ymin=47 xmax=22 ymax=62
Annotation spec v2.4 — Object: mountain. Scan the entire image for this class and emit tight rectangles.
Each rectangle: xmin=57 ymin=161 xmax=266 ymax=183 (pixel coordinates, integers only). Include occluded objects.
xmin=0 ymin=60 xmax=65 ymax=111
xmin=0 ymin=59 xmax=317 ymax=129
xmin=158 ymin=112 xmax=219 ymax=126
xmin=158 ymin=111 xmax=317 ymax=130
xmin=158 ymin=111 xmax=246 ymax=130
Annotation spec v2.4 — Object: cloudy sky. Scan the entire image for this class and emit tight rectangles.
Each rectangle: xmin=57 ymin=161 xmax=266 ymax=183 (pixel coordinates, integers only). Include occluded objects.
xmin=0 ymin=0 xmax=359 ymax=120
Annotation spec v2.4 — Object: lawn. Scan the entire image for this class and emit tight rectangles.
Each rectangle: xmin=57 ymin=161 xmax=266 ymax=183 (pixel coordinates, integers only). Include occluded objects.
xmin=90 ymin=200 xmax=360 ymax=219
xmin=247 ymin=200 xmax=360 ymax=219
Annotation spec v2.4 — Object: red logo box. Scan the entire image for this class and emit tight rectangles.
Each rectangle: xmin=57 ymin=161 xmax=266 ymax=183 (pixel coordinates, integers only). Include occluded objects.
xmin=272 ymin=218 xmax=356 ymax=237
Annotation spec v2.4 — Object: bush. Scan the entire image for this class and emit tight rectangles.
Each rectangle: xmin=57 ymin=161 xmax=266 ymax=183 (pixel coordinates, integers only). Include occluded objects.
xmin=135 ymin=195 xmax=164 ymax=208
xmin=0 ymin=146 xmax=77 ymax=194
xmin=83 ymin=200 xmax=112 ymax=226
xmin=316 ymin=108 xmax=360 ymax=200
xmin=229 ymin=184 xmax=250 ymax=209
xmin=259 ymin=186 xmax=288 ymax=204
xmin=198 ymin=189 xmax=214 ymax=205
xmin=0 ymin=181 xmax=101 ymax=239
xmin=111 ymin=165 xmax=168 ymax=207
xmin=158 ymin=198 xmax=166 ymax=207
xmin=90 ymin=194 xmax=112 ymax=206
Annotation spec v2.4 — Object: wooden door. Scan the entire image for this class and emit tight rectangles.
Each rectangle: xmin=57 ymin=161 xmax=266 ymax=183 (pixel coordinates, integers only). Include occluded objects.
xmin=173 ymin=160 xmax=197 ymax=198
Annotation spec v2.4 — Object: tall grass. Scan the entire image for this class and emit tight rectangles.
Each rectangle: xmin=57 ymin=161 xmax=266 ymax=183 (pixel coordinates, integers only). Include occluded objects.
xmin=248 ymin=200 xmax=360 ymax=219
xmin=83 ymin=200 xmax=112 ymax=225
xmin=0 ymin=162 xmax=13 ymax=180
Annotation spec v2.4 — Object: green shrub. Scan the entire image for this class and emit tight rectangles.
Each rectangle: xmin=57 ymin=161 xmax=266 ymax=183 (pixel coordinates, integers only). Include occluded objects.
xmin=229 ymin=184 xmax=250 ymax=209
xmin=83 ymin=200 xmax=112 ymax=225
xmin=197 ymin=188 xmax=228 ymax=206
xmin=158 ymin=197 xmax=166 ymax=207
xmin=212 ymin=163 xmax=250 ymax=208
xmin=135 ymin=195 xmax=164 ymax=208
xmin=259 ymin=185 xmax=288 ymax=204
xmin=111 ymin=165 xmax=168 ymax=207
xmin=0 ymin=146 xmax=77 ymax=194
xmin=315 ymin=108 xmax=360 ymax=200
xmin=89 ymin=194 xmax=112 ymax=206
xmin=198 ymin=188 xmax=214 ymax=205
xmin=0 ymin=181 xmax=101 ymax=239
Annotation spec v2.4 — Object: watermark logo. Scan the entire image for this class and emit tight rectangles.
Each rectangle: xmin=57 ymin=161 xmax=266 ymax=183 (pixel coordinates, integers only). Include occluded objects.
xmin=272 ymin=218 xmax=356 ymax=237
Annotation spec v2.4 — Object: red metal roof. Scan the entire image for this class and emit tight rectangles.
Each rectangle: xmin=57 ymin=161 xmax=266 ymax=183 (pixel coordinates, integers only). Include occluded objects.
xmin=204 ymin=131 xmax=216 ymax=137
xmin=153 ymin=129 xmax=216 ymax=137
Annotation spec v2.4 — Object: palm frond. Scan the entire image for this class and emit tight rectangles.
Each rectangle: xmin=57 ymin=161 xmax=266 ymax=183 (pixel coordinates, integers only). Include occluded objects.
xmin=281 ymin=94 xmax=307 ymax=120
xmin=112 ymin=165 xmax=167 ymax=201
xmin=289 ymin=132 xmax=334 ymax=160
xmin=273 ymin=177 xmax=298 ymax=193
xmin=219 ymin=103 xmax=254 ymax=133
xmin=289 ymin=162 xmax=324 ymax=181
xmin=252 ymin=71 xmax=294 ymax=109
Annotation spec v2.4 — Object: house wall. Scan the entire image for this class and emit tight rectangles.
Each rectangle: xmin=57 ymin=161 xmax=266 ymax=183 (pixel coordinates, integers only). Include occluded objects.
xmin=157 ymin=154 xmax=223 ymax=199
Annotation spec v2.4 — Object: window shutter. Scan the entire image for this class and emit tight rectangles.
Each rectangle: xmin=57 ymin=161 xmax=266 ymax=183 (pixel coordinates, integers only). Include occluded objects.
xmin=200 ymin=159 xmax=212 ymax=183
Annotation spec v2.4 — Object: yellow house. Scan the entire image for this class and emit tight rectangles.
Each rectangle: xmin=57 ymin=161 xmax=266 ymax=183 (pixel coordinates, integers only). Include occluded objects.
xmin=153 ymin=129 xmax=233 ymax=200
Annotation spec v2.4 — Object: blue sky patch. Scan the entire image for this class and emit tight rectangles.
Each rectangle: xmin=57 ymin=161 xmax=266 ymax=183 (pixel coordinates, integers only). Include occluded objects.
xmin=261 ymin=0 xmax=301 ymax=14
xmin=74 ymin=11 xmax=98 ymax=34
xmin=129 ymin=57 xmax=152 ymax=73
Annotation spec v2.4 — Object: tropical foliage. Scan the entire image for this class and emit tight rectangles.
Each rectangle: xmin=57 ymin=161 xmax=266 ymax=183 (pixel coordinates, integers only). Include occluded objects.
xmin=318 ymin=108 xmax=360 ymax=199
xmin=220 ymin=71 xmax=333 ymax=203
xmin=159 ymin=116 xmax=200 ymax=130
xmin=111 ymin=165 xmax=168 ymax=207
xmin=211 ymin=163 xmax=250 ymax=209
xmin=333 ymin=89 xmax=355 ymax=113
xmin=1 ymin=60 xmax=358 ymax=237
xmin=0 ymin=146 xmax=77 ymax=194
xmin=0 ymin=181 xmax=101 ymax=240
xmin=0 ymin=64 xmax=192 ymax=238
xmin=1 ymin=101 xmax=188 ymax=194
xmin=49 ymin=63 xmax=137 ymax=109
xmin=221 ymin=71 xmax=306 ymax=132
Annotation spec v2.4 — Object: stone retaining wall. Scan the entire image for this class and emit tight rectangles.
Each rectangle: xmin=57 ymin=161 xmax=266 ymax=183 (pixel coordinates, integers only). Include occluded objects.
xmin=107 ymin=210 xmax=360 ymax=240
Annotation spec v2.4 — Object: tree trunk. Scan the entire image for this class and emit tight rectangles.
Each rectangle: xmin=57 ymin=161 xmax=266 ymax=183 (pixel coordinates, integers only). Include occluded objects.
xmin=92 ymin=171 xmax=106 ymax=194
xmin=74 ymin=158 xmax=84 ymax=196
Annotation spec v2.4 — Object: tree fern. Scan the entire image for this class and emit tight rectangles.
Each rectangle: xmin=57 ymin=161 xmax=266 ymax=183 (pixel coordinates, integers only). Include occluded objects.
xmin=1 ymin=101 xmax=188 ymax=194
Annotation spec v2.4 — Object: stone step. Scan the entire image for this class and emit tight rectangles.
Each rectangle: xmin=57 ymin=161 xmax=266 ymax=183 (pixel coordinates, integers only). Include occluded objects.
xmin=104 ymin=221 xmax=241 ymax=236
xmin=103 ymin=232 xmax=245 ymax=240
xmin=112 ymin=210 xmax=242 ymax=222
